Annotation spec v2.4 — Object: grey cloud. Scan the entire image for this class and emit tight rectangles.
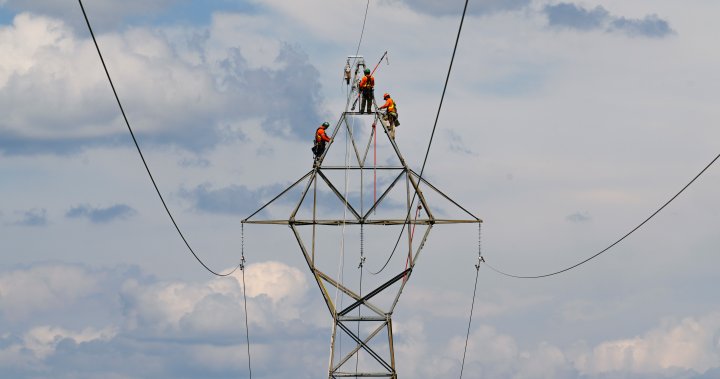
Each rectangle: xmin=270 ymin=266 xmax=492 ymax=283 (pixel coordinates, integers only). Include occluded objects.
xmin=0 ymin=130 xmax=126 ymax=156
xmin=65 ymin=204 xmax=136 ymax=223
xmin=181 ymin=183 xmax=278 ymax=216
xmin=219 ymin=44 xmax=324 ymax=141
xmin=183 ymin=177 xmax=407 ymax=219
xmin=447 ymin=130 xmax=477 ymax=156
xmin=566 ymin=211 xmax=591 ymax=223
xmin=611 ymin=14 xmax=674 ymax=38
xmin=11 ymin=208 xmax=48 ymax=227
xmin=2 ymin=0 xmax=176 ymax=31
xmin=544 ymin=3 xmax=674 ymax=38
xmin=544 ymin=3 xmax=609 ymax=31
xmin=396 ymin=0 xmax=531 ymax=17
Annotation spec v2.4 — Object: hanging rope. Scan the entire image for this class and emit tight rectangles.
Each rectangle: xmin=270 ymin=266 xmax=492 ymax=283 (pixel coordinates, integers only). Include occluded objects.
xmin=240 ymin=223 xmax=253 ymax=379
xmin=459 ymin=223 xmax=484 ymax=379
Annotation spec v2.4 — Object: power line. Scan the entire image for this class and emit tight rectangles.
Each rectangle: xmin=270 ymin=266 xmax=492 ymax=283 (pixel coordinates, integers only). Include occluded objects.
xmin=485 ymin=151 xmax=720 ymax=279
xmin=371 ymin=0 xmax=472 ymax=274
xmin=78 ymin=0 xmax=240 ymax=277
xmin=355 ymin=0 xmax=370 ymax=59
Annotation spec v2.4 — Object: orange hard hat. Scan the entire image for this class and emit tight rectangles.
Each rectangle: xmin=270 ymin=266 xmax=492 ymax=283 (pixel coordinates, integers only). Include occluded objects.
xmin=383 ymin=93 xmax=390 ymax=99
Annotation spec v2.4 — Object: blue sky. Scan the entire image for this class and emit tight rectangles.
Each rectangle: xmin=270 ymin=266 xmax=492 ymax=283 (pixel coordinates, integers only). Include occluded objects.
xmin=1 ymin=1 xmax=719 ymax=378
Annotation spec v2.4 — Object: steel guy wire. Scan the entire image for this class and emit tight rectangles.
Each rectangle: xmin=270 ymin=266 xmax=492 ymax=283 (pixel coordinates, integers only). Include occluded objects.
xmin=78 ymin=0 xmax=240 ymax=277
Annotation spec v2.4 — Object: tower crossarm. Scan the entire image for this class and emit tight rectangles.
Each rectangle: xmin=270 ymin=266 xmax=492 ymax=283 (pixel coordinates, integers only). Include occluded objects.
xmin=242 ymin=219 xmax=480 ymax=226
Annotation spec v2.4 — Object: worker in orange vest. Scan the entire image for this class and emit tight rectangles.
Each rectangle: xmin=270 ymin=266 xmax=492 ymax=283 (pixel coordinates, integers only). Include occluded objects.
xmin=358 ymin=68 xmax=375 ymax=114
xmin=378 ymin=93 xmax=399 ymax=139
xmin=312 ymin=122 xmax=331 ymax=161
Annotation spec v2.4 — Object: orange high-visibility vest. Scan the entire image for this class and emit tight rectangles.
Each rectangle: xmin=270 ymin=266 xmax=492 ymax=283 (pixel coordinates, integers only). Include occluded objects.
xmin=316 ymin=127 xmax=330 ymax=142
xmin=359 ymin=75 xmax=374 ymax=89
xmin=381 ymin=98 xmax=395 ymax=113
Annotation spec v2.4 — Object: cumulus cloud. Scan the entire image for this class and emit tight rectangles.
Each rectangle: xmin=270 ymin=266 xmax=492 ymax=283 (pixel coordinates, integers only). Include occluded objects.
xmin=543 ymin=3 xmax=675 ymax=38
xmin=22 ymin=325 xmax=118 ymax=359
xmin=416 ymin=315 xmax=720 ymax=379
xmin=576 ymin=313 xmax=720 ymax=375
xmin=65 ymin=204 xmax=136 ymax=223
xmin=0 ymin=261 xmax=327 ymax=378
xmin=10 ymin=208 xmax=48 ymax=226
xmin=1 ymin=262 xmax=719 ymax=378
xmin=0 ymin=263 xmax=100 ymax=320
xmin=0 ymin=13 xmax=324 ymax=156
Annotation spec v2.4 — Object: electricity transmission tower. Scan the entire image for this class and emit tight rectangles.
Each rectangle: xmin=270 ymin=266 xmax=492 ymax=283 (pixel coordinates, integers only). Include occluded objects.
xmin=243 ymin=65 xmax=481 ymax=379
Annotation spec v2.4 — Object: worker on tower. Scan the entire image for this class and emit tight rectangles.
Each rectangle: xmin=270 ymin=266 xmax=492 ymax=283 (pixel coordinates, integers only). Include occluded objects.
xmin=358 ymin=67 xmax=375 ymax=114
xmin=312 ymin=122 xmax=331 ymax=162
xmin=378 ymin=93 xmax=399 ymax=139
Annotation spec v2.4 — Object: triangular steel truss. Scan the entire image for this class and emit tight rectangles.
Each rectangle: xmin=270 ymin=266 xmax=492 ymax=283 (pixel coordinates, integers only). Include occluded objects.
xmin=244 ymin=110 xmax=481 ymax=378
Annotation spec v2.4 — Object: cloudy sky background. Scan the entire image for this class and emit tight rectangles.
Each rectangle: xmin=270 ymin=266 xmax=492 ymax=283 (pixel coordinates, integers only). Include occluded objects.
xmin=1 ymin=0 xmax=719 ymax=378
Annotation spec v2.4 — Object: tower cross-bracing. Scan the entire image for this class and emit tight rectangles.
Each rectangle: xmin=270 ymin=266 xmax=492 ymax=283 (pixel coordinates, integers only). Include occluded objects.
xmin=243 ymin=107 xmax=481 ymax=378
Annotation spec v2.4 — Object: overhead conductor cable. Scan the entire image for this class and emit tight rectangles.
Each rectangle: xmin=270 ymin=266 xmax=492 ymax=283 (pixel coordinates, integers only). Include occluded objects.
xmin=77 ymin=1 xmax=241 ymax=277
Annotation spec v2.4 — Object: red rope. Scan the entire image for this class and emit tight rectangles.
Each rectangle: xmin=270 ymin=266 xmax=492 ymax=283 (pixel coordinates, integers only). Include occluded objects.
xmin=373 ymin=122 xmax=377 ymax=209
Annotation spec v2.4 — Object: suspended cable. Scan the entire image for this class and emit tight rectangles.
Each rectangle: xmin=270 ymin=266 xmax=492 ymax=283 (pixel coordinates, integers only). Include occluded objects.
xmin=459 ymin=224 xmax=484 ymax=378
xmin=344 ymin=0 xmax=370 ymax=108
xmin=78 ymin=0 xmax=240 ymax=277
xmin=485 ymin=151 xmax=720 ymax=279
xmin=354 ymin=0 xmax=370 ymax=60
xmin=371 ymin=0 xmax=471 ymax=275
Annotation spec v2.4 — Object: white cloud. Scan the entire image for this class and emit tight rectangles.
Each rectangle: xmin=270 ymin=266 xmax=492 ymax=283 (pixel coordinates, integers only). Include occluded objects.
xmin=576 ymin=313 xmax=720 ymax=375
xmin=240 ymin=260 xmax=308 ymax=302
xmin=22 ymin=325 xmax=117 ymax=359
xmin=0 ymin=263 xmax=100 ymax=320
xmin=1 ymin=261 xmax=719 ymax=378
xmin=0 ymin=12 xmax=325 ymax=155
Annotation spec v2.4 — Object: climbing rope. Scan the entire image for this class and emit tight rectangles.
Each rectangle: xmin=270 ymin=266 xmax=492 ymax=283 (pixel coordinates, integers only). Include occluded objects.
xmin=459 ymin=223 xmax=484 ymax=379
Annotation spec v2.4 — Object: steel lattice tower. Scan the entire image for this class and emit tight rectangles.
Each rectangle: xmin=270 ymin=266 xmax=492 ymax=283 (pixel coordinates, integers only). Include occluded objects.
xmin=243 ymin=87 xmax=481 ymax=379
